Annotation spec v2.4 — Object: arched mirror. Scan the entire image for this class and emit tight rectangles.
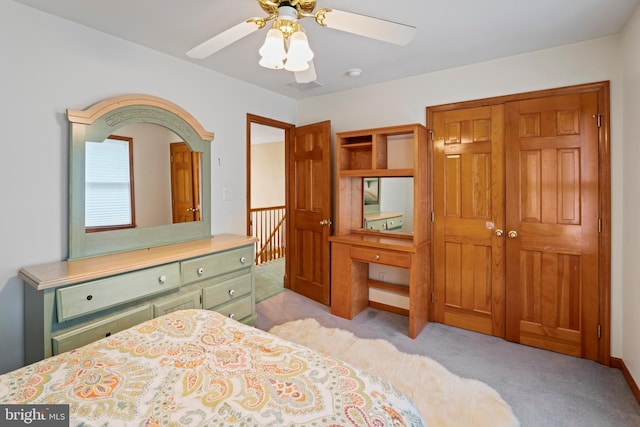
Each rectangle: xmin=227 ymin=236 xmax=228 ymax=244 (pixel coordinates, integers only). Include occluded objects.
xmin=68 ymin=94 xmax=213 ymax=259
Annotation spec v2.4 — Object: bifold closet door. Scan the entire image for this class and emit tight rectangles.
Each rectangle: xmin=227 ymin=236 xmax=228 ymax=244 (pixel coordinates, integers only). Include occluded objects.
xmin=432 ymin=105 xmax=506 ymax=337
xmin=504 ymin=93 xmax=600 ymax=360
xmin=433 ymin=91 xmax=601 ymax=360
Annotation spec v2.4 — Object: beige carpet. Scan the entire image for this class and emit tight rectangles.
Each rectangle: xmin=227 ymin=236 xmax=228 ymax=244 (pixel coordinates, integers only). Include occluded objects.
xmin=270 ymin=318 xmax=520 ymax=427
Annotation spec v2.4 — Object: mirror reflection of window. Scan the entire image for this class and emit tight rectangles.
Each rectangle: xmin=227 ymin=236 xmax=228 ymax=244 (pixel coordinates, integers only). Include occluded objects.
xmin=84 ymin=123 xmax=202 ymax=232
xmin=85 ymin=135 xmax=135 ymax=232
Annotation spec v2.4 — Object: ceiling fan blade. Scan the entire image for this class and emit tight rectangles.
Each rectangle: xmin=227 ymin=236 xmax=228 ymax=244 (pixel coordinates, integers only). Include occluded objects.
xmin=318 ymin=9 xmax=415 ymax=46
xmin=186 ymin=21 xmax=260 ymax=59
xmin=294 ymin=61 xmax=317 ymax=83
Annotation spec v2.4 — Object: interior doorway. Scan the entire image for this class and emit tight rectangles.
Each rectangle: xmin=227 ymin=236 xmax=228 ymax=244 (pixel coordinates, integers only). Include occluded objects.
xmin=247 ymin=114 xmax=294 ymax=293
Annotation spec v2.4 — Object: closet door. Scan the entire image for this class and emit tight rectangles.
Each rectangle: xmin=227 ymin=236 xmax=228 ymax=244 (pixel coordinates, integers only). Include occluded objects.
xmin=432 ymin=105 xmax=506 ymax=337
xmin=505 ymin=93 xmax=600 ymax=360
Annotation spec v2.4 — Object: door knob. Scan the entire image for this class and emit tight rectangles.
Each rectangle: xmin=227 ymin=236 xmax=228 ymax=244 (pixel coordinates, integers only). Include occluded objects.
xmin=508 ymin=230 xmax=518 ymax=239
xmin=319 ymin=219 xmax=332 ymax=226
xmin=495 ymin=229 xmax=504 ymax=237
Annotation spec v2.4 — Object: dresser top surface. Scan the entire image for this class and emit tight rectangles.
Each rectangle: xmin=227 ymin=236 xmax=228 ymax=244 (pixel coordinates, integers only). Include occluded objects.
xmin=20 ymin=234 xmax=257 ymax=290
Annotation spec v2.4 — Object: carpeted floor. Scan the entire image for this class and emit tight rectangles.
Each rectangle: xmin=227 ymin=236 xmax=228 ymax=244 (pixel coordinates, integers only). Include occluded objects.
xmin=270 ymin=317 xmax=520 ymax=427
xmin=256 ymin=290 xmax=640 ymax=427
xmin=254 ymin=258 xmax=285 ymax=303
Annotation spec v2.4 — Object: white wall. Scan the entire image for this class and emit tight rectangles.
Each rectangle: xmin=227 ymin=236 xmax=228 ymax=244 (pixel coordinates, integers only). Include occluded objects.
xmin=251 ymin=142 xmax=285 ymax=208
xmin=621 ymin=5 xmax=640 ymax=386
xmin=0 ymin=0 xmax=296 ymax=373
xmin=298 ymin=36 xmax=626 ymax=358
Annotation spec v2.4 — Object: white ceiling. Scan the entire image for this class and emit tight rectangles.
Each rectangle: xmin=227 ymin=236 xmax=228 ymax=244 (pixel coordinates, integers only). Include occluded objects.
xmin=13 ymin=0 xmax=640 ymax=100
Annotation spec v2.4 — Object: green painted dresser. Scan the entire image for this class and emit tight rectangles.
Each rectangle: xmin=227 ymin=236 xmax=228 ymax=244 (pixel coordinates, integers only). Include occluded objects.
xmin=20 ymin=234 xmax=257 ymax=364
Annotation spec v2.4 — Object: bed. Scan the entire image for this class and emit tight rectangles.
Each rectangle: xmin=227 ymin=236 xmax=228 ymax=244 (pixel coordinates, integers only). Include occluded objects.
xmin=0 ymin=309 xmax=425 ymax=426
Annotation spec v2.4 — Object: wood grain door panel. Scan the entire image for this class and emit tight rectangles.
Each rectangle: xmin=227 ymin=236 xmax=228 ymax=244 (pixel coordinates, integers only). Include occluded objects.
xmin=171 ymin=142 xmax=199 ymax=223
xmin=433 ymin=105 xmax=506 ymax=337
xmin=505 ymin=92 xmax=599 ymax=360
xmin=289 ymin=121 xmax=332 ymax=305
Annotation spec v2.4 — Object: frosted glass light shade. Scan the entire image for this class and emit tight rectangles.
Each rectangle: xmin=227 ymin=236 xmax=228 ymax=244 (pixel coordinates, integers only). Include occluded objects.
xmin=259 ymin=56 xmax=285 ymax=69
xmin=285 ymin=31 xmax=314 ymax=71
xmin=259 ymin=28 xmax=286 ymax=69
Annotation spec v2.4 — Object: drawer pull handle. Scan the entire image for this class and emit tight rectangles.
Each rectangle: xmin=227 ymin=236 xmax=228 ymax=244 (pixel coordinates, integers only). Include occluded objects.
xmin=228 ymin=313 xmax=235 ymax=319
xmin=229 ymin=289 xmax=235 ymax=297
xmin=159 ymin=275 xmax=167 ymax=284
xmin=86 ymin=295 xmax=93 ymax=301
xmin=105 ymin=331 xmax=111 ymax=337
xmin=197 ymin=267 xmax=204 ymax=275
xmin=375 ymin=255 xmax=380 ymax=260
xmin=239 ymin=256 xmax=247 ymax=264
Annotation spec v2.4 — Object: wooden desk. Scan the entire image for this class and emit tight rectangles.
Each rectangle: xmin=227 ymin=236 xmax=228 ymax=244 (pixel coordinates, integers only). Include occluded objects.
xmin=329 ymin=233 xmax=430 ymax=338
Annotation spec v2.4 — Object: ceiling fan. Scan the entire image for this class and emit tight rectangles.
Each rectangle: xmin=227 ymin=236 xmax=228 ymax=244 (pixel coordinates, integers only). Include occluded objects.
xmin=186 ymin=0 xmax=416 ymax=83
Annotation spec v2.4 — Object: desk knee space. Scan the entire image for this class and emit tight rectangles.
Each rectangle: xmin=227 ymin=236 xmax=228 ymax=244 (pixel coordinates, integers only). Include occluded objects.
xmin=330 ymin=238 xmax=430 ymax=338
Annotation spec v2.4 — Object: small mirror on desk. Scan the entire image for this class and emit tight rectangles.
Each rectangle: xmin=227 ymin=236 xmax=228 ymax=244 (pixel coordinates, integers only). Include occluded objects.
xmin=362 ymin=177 xmax=413 ymax=233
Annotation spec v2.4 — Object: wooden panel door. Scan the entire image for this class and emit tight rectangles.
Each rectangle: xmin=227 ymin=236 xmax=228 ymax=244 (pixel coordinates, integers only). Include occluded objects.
xmin=505 ymin=93 xmax=600 ymax=359
xmin=288 ymin=121 xmax=332 ymax=305
xmin=433 ymin=105 xmax=506 ymax=337
xmin=170 ymin=142 xmax=201 ymax=223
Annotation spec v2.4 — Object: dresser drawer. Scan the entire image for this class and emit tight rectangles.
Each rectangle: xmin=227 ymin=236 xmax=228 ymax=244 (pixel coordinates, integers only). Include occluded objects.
xmin=386 ymin=216 xmax=403 ymax=230
xmin=350 ymin=246 xmax=412 ymax=268
xmin=213 ymin=294 xmax=253 ymax=322
xmin=202 ymin=274 xmax=252 ymax=310
xmin=182 ymin=245 xmax=253 ymax=284
xmin=52 ymin=305 xmax=153 ymax=355
xmin=365 ymin=218 xmax=387 ymax=230
xmin=153 ymin=289 xmax=202 ymax=317
xmin=56 ymin=263 xmax=180 ymax=322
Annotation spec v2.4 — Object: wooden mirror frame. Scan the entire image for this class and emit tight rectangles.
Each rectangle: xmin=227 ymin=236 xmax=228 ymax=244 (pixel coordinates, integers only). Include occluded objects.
xmin=67 ymin=94 xmax=214 ymax=259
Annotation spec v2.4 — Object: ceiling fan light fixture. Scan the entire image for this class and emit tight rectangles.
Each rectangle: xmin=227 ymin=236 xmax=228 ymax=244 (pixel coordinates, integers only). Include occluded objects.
xmin=259 ymin=56 xmax=285 ymax=69
xmin=284 ymin=30 xmax=314 ymax=71
xmin=259 ymin=28 xmax=287 ymax=69
xmin=188 ymin=0 xmax=415 ymax=83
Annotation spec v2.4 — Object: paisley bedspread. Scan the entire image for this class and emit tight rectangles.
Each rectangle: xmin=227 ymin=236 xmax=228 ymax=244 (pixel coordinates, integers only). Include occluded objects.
xmin=0 ymin=309 xmax=425 ymax=426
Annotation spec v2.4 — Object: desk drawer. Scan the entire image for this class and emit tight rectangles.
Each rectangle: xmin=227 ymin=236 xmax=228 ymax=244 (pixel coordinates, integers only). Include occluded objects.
xmin=350 ymin=246 xmax=411 ymax=268
xmin=56 ymin=263 xmax=180 ymax=322
xmin=182 ymin=246 xmax=253 ymax=284
xmin=213 ymin=294 xmax=253 ymax=322
xmin=202 ymin=274 xmax=252 ymax=310
xmin=52 ymin=305 xmax=152 ymax=355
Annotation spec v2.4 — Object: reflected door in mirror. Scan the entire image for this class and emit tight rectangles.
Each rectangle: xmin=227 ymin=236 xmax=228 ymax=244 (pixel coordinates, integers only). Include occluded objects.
xmin=170 ymin=142 xmax=201 ymax=223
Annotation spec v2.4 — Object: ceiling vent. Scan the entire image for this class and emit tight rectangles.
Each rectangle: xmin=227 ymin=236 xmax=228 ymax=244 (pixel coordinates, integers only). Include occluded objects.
xmin=286 ymin=80 xmax=323 ymax=90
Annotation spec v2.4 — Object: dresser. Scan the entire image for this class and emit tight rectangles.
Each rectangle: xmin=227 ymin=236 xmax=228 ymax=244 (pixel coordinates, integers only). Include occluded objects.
xmin=364 ymin=212 xmax=404 ymax=231
xmin=20 ymin=234 xmax=257 ymax=364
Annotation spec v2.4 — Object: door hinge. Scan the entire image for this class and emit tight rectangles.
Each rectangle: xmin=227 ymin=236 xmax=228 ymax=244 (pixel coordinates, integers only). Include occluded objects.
xmin=428 ymin=129 xmax=435 ymax=140
xmin=431 ymin=211 xmax=435 ymax=222
xmin=431 ymin=292 xmax=435 ymax=304
xmin=597 ymin=324 xmax=602 ymax=339
xmin=593 ymin=114 xmax=603 ymax=128
xmin=598 ymin=218 xmax=602 ymax=233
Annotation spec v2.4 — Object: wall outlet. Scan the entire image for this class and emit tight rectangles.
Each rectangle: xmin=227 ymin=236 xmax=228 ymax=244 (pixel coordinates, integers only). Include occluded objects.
xmin=222 ymin=187 xmax=233 ymax=201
